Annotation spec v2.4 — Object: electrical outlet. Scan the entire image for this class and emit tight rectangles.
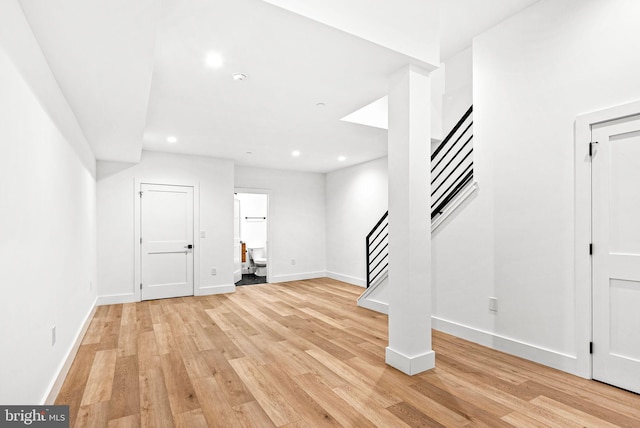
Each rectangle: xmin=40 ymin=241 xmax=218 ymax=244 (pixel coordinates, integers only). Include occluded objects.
xmin=291 ymin=259 xmax=296 ymax=265
xmin=489 ymin=297 xmax=498 ymax=312
xmin=52 ymin=325 xmax=56 ymax=346
xmin=200 ymin=230 xmax=206 ymax=238
xmin=211 ymin=268 xmax=217 ymax=276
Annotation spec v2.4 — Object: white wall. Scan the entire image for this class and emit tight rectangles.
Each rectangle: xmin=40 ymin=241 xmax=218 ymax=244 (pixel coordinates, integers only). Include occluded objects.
xmin=325 ymin=157 xmax=388 ymax=286
xmin=431 ymin=48 xmax=472 ymax=153
xmin=430 ymin=65 xmax=445 ymax=141
xmin=97 ymin=151 xmax=235 ymax=301
xmin=237 ymin=193 xmax=268 ymax=247
xmin=235 ymin=166 xmax=326 ymax=282
xmin=442 ymin=46 xmax=472 ymax=134
xmin=0 ymin=1 xmax=97 ymax=404
xmin=433 ymin=0 xmax=640 ymax=374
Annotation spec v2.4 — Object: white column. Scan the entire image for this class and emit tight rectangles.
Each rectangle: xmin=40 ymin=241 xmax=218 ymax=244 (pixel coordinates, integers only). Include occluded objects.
xmin=385 ymin=64 xmax=434 ymax=375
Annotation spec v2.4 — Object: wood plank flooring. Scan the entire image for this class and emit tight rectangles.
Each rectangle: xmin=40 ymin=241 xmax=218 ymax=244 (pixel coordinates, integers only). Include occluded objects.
xmin=56 ymin=278 xmax=640 ymax=427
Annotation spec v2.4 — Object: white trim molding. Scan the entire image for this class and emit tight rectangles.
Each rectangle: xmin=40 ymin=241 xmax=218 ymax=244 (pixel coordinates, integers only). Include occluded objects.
xmin=358 ymin=298 xmax=388 ymax=315
xmin=357 ymin=271 xmax=389 ymax=314
xmin=431 ymin=181 xmax=478 ymax=232
xmin=385 ymin=346 xmax=435 ymax=375
xmin=97 ymin=293 xmax=137 ymax=306
xmin=433 ymin=316 xmax=579 ymax=376
xmin=197 ymin=284 xmax=235 ymax=296
xmin=269 ymin=271 xmax=326 ymax=283
xmin=44 ymin=298 xmax=97 ymax=404
xmin=326 ymin=271 xmax=365 ymax=287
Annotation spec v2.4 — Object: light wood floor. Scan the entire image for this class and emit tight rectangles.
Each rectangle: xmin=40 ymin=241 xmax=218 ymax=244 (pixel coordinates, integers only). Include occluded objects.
xmin=56 ymin=278 xmax=640 ymax=427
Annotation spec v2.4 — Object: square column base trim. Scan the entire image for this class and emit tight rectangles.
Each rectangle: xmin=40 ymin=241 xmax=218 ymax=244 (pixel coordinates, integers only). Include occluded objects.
xmin=385 ymin=346 xmax=435 ymax=375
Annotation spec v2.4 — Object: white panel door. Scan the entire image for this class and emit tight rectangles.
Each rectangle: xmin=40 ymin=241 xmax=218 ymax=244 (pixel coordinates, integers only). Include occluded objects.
xmin=141 ymin=183 xmax=194 ymax=300
xmin=592 ymin=114 xmax=640 ymax=393
xmin=233 ymin=197 xmax=242 ymax=283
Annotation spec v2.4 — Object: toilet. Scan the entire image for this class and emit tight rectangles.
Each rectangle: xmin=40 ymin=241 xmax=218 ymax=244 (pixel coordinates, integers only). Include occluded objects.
xmin=248 ymin=246 xmax=267 ymax=277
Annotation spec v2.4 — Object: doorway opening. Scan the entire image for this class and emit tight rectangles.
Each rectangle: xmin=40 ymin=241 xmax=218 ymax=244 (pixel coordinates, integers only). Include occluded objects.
xmin=234 ymin=191 xmax=269 ymax=286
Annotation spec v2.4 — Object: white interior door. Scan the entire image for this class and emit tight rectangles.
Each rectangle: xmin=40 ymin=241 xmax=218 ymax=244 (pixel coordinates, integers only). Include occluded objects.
xmin=141 ymin=183 xmax=194 ymax=300
xmin=233 ymin=196 xmax=242 ymax=283
xmin=592 ymin=114 xmax=640 ymax=393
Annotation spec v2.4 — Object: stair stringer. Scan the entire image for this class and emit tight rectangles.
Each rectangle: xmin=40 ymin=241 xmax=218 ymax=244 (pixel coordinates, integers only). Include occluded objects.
xmin=357 ymin=271 xmax=389 ymax=314
xmin=358 ymin=181 xmax=477 ymax=316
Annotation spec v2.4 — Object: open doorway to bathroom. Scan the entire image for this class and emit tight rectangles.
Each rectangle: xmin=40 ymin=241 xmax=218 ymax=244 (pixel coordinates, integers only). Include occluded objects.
xmin=234 ymin=191 xmax=269 ymax=286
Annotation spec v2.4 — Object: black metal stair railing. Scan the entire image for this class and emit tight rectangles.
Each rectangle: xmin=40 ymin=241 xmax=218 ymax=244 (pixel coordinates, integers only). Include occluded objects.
xmin=431 ymin=105 xmax=473 ymax=219
xmin=365 ymin=211 xmax=388 ymax=288
xmin=364 ymin=106 xmax=474 ymax=288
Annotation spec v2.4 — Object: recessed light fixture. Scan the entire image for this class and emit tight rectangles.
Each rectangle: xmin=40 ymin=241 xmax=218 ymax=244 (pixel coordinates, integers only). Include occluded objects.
xmin=292 ymin=150 xmax=301 ymax=157
xmin=338 ymin=156 xmax=346 ymax=162
xmin=316 ymin=102 xmax=326 ymax=108
xmin=232 ymin=73 xmax=248 ymax=81
xmin=167 ymin=136 xmax=178 ymax=143
xmin=204 ymin=51 xmax=224 ymax=68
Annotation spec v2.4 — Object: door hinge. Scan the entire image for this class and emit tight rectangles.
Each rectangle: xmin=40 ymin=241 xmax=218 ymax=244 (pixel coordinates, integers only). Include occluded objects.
xmin=140 ymin=237 xmax=142 ymax=244
xmin=140 ymin=283 xmax=142 ymax=290
xmin=139 ymin=191 xmax=143 ymax=197
xmin=589 ymin=243 xmax=593 ymax=255
xmin=590 ymin=342 xmax=593 ymax=354
xmin=589 ymin=141 xmax=598 ymax=157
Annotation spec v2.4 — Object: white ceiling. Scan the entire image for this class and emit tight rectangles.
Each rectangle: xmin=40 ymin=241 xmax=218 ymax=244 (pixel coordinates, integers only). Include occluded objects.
xmin=18 ymin=0 xmax=538 ymax=173
xmin=18 ymin=0 xmax=158 ymax=163
xmin=439 ymin=0 xmax=539 ymax=60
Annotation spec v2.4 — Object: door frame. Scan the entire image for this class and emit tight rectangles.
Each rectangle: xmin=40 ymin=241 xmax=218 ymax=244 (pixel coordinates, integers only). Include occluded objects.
xmin=233 ymin=195 xmax=242 ymax=283
xmin=574 ymin=99 xmax=640 ymax=379
xmin=235 ymin=187 xmax=271 ymax=282
xmin=134 ymin=179 xmax=200 ymax=301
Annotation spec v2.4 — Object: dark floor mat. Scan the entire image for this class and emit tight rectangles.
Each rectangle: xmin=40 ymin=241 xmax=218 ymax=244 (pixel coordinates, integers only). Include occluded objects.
xmin=235 ymin=273 xmax=267 ymax=286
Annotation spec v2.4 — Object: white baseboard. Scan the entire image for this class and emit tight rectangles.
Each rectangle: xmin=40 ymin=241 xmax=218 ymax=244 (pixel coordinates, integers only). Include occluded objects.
xmin=97 ymin=293 xmax=137 ymax=305
xmin=432 ymin=316 xmax=579 ymax=375
xmin=198 ymin=284 xmax=235 ymax=296
xmin=43 ymin=297 xmax=97 ymax=404
xmin=356 ymin=271 xmax=389 ymax=314
xmin=98 ymin=285 xmax=236 ymax=304
xmin=385 ymin=346 xmax=435 ymax=375
xmin=357 ymin=298 xmax=388 ymax=314
xmin=269 ymin=271 xmax=326 ymax=283
xmin=326 ymin=271 xmax=365 ymax=287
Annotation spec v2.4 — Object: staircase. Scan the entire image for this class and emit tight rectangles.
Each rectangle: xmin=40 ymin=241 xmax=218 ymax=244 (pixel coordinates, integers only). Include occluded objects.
xmin=358 ymin=106 xmax=474 ymax=312
xmin=431 ymin=105 xmax=474 ymax=220
xmin=359 ymin=212 xmax=390 ymax=313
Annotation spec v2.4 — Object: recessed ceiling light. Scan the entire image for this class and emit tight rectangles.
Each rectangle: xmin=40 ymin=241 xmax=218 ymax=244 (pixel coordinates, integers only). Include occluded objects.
xmin=167 ymin=136 xmax=178 ymax=143
xmin=292 ymin=150 xmax=301 ymax=157
xmin=338 ymin=156 xmax=346 ymax=162
xmin=204 ymin=51 xmax=224 ymax=68
xmin=316 ymin=102 xmax=326 ymax=108
xmin=232 ymin=73 xmax=248 ymax=81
